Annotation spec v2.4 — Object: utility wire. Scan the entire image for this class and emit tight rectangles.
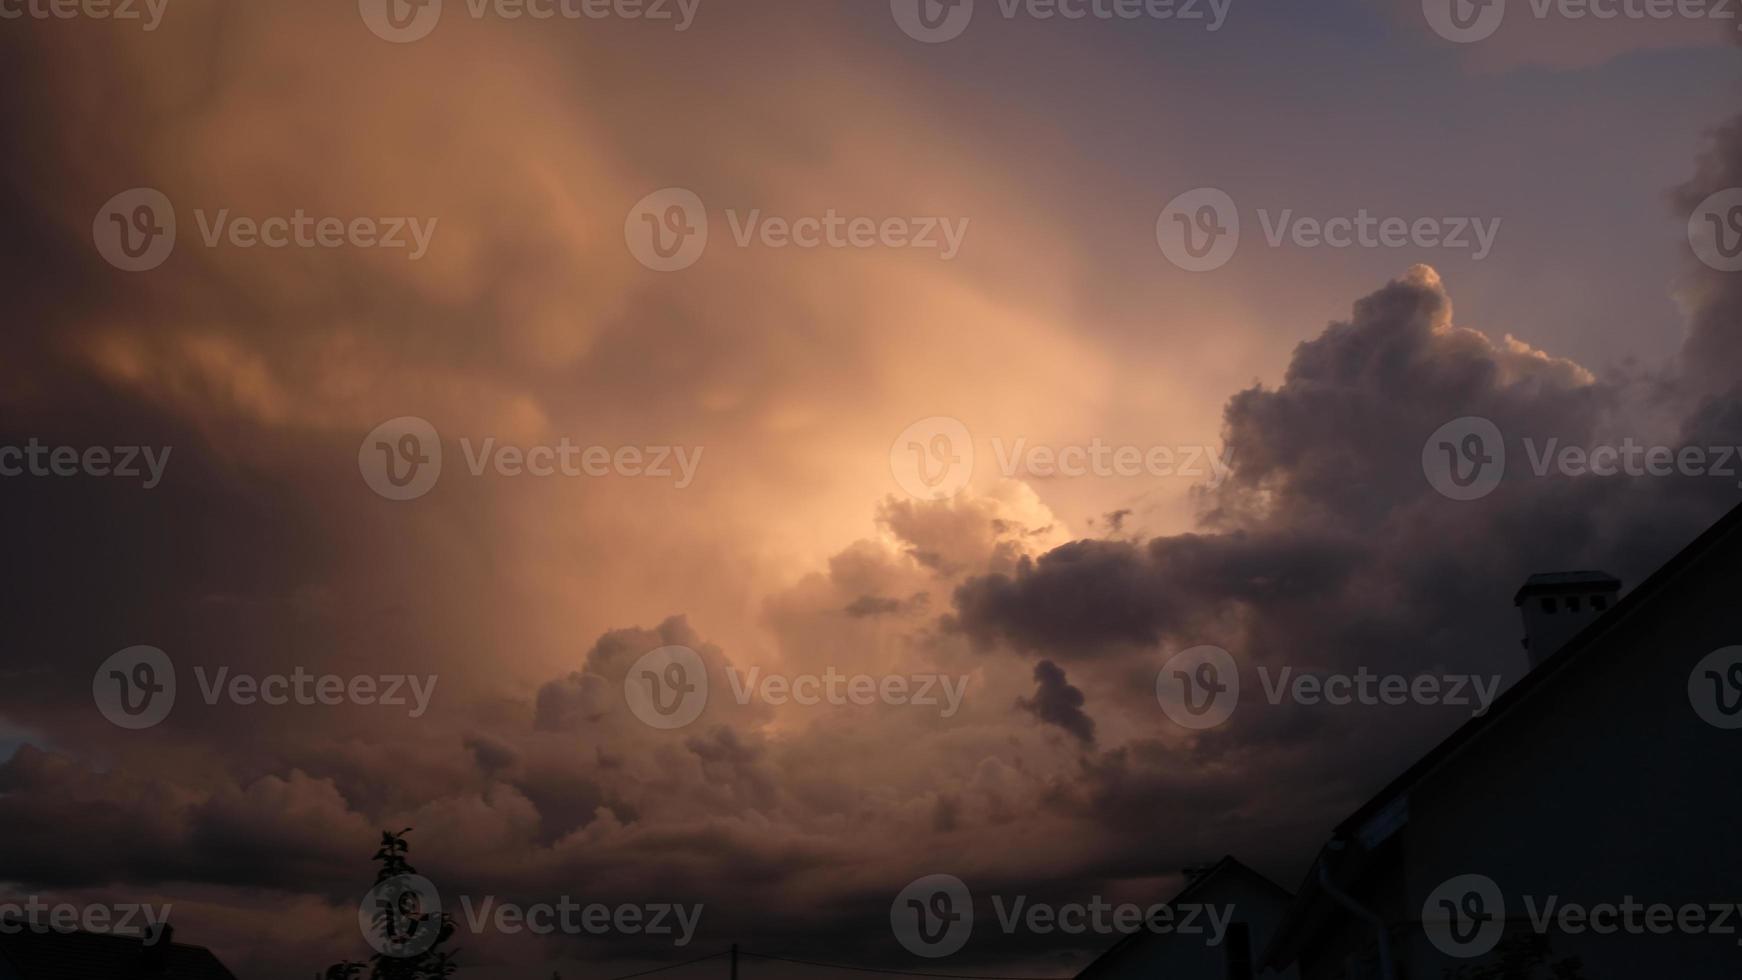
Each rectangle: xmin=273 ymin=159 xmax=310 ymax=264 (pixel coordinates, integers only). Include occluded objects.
xmin=595 ymin=948 xmax=732 ymax=980
xmin=738 ymin=949 xmax=1065 ymax=980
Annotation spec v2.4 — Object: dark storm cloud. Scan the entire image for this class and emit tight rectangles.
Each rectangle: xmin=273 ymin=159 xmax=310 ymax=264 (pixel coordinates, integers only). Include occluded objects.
xmin=1209 ymin=268 xmax=1604 ymax=527
xmin=953 ymin=265 xmax=1742 ymax=694
xmin=1673 ymin=114 xmax=1742 ymax=415
xmin=534 ymin=618 xmax=732 ymax=731
xmin=533 ymin=671 xmax=613 ymax=732
xmin=512 ymin=767 xmax=609 ymax=845
xmin=951 ymin=531 xmax=1360 ymax=658
xmin=1016 ymin=659 xmax=1096 ymax=745
xmin=464 ymin=732 xmax=520 ymax=774
xmin=0 ymin=745 xmax=370 ymax=893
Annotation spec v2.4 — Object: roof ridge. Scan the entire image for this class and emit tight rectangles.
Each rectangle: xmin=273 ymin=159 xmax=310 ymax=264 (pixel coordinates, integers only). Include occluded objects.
xmin=1334 ymin=497 xmax=1742 ymax=838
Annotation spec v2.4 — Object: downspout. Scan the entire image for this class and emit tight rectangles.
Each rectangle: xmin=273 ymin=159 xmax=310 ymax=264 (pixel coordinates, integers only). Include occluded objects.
xmin=1316 ymin=841 xmax=1396 ymax=980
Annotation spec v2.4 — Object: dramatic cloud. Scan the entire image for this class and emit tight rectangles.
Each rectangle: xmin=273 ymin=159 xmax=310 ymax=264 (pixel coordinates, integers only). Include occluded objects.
xmin=1 ymin=3 xmax=1738 ymax=979
xmin=1016 ymin=660 xmax=1097 ymax=745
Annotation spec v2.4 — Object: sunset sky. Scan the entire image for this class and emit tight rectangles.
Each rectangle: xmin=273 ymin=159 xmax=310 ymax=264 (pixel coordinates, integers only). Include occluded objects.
xmin=2 ymin=1 xmax=1741 ymax=977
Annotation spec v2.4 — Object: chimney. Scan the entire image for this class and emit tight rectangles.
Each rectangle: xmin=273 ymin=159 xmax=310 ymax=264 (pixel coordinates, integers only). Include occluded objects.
xmin=1514 ymin=571 xmax=1621 ymax=668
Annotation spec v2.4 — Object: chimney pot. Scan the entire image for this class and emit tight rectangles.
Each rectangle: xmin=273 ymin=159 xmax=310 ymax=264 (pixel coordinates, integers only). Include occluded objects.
xmin=1514 ymin=571 xmax=1621 ymax=668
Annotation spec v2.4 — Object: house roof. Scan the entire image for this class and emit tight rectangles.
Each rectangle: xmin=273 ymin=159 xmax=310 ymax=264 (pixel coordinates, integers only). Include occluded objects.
xmin=0 ymin=923 xmax=238 ymax=980
xmin=1073 ymin=855 xmax=1293 ymax=980
xmin=1261 ymin=498 xmax=1742 ymax=968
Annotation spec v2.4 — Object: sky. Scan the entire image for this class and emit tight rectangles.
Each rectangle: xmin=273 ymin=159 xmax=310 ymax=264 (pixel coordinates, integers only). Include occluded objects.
xmin=1 ymin=0 xmax=1740 ymax=977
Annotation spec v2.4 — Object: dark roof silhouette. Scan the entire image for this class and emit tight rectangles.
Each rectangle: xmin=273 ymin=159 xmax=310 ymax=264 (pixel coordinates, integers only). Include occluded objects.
xmin=0 ymin=922 xmax=237 ymax=980
xmin=1263 ymin=498 xmax=1742 ymax=968
xmin=1074 ymin=855 xmax=1292 ymax=980
xmin=1334 ymin=503 xmax=1739 ymax=841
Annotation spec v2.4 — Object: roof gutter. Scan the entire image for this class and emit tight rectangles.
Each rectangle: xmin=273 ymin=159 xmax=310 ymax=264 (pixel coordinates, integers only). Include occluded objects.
xmin=1315 ymin=842 xmax=1395 ymax=980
